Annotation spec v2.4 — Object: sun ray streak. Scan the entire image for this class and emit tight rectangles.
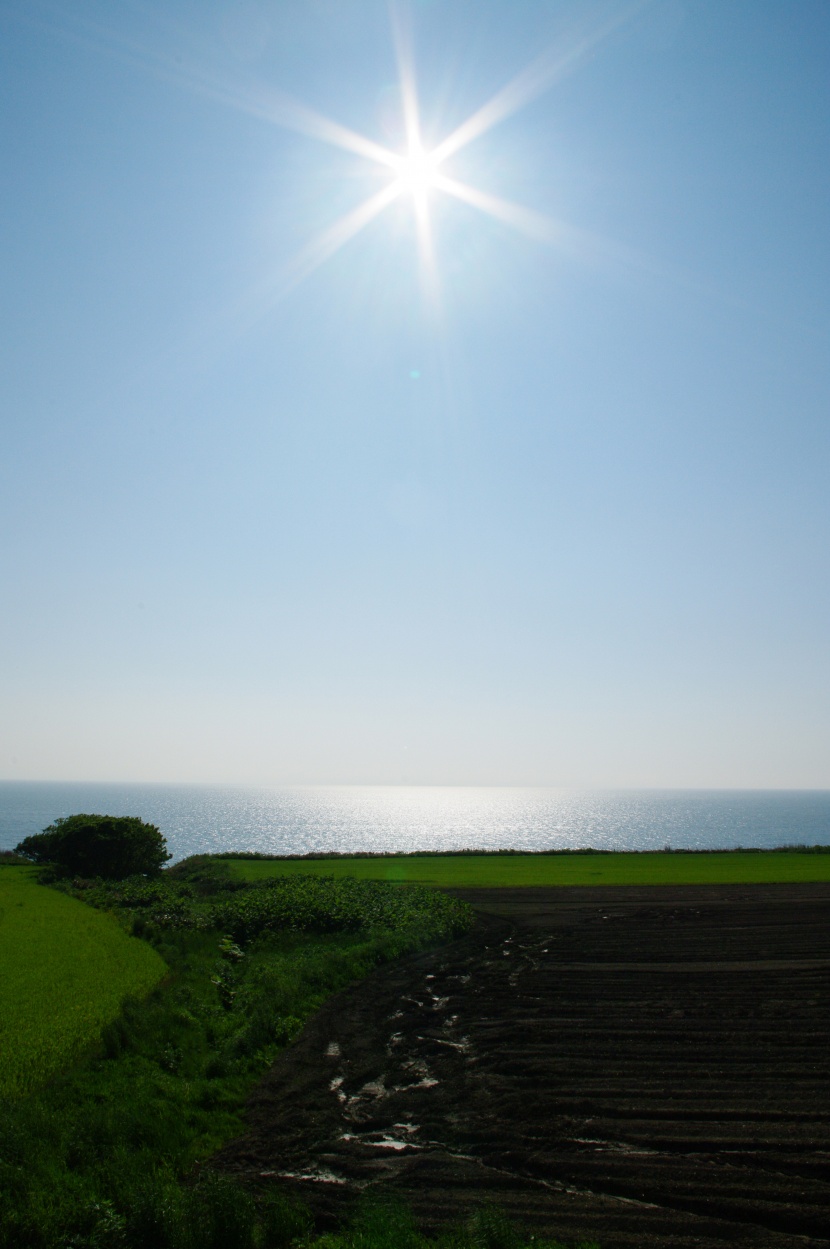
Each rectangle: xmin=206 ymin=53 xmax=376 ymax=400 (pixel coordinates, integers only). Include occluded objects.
xmin=435 ymin=174 xmax=639 ymax=269
xmin=385 ymin=5 xmax=441 ymax=309
xmin=390 ymin=2 xmax=422 ymax=151
xmin=184 ymin=78 xmax=400 ymax=168
xmin=139 ymin=59 xmax=400 ymax=169
xmin=434 ymin=175 xmax=566 ymax=243
xmin=413 ymin=194 xmax=440 ymax=308
xmin=432 ymin=1 xmax=649 ymax=164
xmin=23 ymin=3 xmax=399 ymax=169
xmin=435 ymin=173 xmax=727 ymax=296
xmin=276 ymin=181 xmax=404 ymax=295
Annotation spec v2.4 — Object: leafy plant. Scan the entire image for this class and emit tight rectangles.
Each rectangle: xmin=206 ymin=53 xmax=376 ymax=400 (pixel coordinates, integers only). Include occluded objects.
xmin=210 ymin=875 xmax=471 ymax=945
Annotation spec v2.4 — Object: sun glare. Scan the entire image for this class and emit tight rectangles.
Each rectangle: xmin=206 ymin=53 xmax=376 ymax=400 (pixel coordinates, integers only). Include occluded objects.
xmin=201 ymin=4 xmax=637 ymax=300
xmin=392 ymin=143 xmax=441 ymax=201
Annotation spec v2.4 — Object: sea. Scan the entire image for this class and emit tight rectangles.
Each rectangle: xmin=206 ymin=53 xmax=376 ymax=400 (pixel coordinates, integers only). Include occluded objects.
xmin=1 ymin=783 xmax=829 ymax=863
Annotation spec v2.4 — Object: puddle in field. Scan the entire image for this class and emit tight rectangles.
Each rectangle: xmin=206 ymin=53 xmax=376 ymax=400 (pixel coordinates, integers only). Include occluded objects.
xmin=350 ymin=1078 xmax=386 ymax=1103
xmin=340 ymin=1124 xmax=422 ymax=1152
xmin=573 ymin=1138 xmax=660 ymax=1156
xmin=432 ymin=1036 xmax=472 ymax=1054
xmin=265 ymin=1166 xmax=348 ymax=1185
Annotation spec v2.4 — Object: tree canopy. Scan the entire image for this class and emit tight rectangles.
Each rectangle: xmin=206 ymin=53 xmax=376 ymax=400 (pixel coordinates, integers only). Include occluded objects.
xmin=15 ymin=814 xmax=171 ymax=880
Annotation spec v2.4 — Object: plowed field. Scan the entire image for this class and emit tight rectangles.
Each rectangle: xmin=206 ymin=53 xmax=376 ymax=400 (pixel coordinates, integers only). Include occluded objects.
xmin=216 ymin=885 xmax=830 ymax=1248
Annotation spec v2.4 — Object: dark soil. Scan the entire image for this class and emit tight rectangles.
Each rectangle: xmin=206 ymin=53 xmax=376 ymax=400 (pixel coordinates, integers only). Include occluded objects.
xmin=214 ymin=885 xmax=830 ymax=1248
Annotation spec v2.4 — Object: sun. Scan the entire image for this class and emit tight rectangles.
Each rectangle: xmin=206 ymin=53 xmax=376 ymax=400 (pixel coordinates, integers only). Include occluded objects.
xmin=114 ymin=4 xmax=636 ymax=303
xmin=392 ymin=142 xmax=441 ymax=202
xmin=226 ymin=5 xmax=630 ymax=298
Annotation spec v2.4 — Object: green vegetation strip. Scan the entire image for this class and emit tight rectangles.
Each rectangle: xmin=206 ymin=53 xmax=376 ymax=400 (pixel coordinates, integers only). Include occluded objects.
xmin=312 ymin=1199 xmax=597 ymax=1249
xmin=0 ymin=866 xmax=166 ymax=1097
xmin=227 ymin=850 xmax=830 ymax=888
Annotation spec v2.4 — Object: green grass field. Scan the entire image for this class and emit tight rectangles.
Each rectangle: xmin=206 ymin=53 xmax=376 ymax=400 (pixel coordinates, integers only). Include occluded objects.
xmin=227 ymin=850 xmax=830 ymax=889
xmin=0 ymin=866 xmax=166 ymax=1096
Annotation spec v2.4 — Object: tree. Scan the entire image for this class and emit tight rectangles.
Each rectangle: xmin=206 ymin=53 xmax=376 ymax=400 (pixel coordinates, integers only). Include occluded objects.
xmin=15 ymin=814 xmax=171 ymax=879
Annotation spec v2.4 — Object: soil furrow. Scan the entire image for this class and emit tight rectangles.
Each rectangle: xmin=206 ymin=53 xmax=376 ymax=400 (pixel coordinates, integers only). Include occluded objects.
xmin=215 ymin=884 xmax=830 ymax=1248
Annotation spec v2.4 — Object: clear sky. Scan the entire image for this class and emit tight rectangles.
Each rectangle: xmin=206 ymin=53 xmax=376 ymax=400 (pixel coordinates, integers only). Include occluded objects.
xmin=1 ymin=0 xmax=828 ymax=788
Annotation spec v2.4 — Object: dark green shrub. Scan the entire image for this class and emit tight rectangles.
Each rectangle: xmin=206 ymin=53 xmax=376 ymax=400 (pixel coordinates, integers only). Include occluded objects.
xmin=15 ymin=814 xmax=171 ymax=880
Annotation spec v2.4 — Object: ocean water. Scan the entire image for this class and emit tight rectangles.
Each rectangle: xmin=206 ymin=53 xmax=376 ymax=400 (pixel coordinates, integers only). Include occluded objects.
xmin=1 ymin=783 xmax=829 ymax=863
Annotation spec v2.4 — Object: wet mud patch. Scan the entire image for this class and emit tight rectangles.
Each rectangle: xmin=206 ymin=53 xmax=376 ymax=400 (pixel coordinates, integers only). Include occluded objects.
xmin=215 ymin=884 xmax=830 ymax=1248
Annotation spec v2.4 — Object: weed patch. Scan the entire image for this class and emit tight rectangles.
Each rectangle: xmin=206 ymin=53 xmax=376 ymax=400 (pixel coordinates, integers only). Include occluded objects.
xmin=0 ymin=862 xmax=472 ymax=1248
xmin=310 ymin=1198 xmax=599 ymax=1249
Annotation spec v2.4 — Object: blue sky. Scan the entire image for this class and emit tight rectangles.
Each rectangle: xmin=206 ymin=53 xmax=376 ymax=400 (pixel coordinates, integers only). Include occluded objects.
xmin=1 ymin=0 xmax=828 ymax=786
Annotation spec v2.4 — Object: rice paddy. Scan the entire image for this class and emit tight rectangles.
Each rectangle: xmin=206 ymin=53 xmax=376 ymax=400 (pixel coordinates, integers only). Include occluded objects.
xmin=0 ymin=866 xmax=166 ymax=1096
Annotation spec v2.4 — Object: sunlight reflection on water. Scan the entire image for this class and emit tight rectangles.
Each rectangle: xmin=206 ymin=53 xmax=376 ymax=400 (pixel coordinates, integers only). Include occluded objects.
xmin=1 ymin=784 xmax=829 ymax=862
